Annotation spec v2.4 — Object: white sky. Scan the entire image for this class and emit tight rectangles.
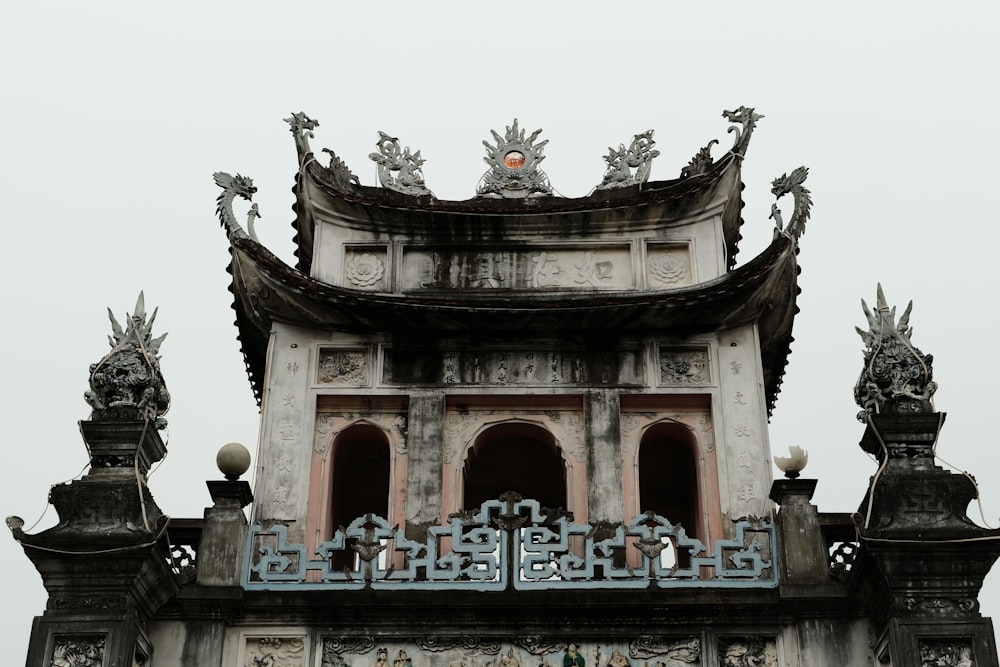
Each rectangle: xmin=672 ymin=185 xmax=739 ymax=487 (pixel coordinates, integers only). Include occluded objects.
xmin=2 ymin=2 xmax=999 ymax=660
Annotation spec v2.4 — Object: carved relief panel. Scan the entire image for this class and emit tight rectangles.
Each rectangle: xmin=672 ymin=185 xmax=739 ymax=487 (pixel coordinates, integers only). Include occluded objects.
xmin=344 ymin=246 xmax=389 ymax=291
xmin=241 ymin=635 xmax=307 ymax=667
xmin=317 ymin=347 xmax=371 ymax=386
xmin=51 ymin=635 xmax=106 ymax=667
xmin=398 ymin=244 xmax=634 ymax=290
xmin=717 ymin=637 xmax=777 ymax=667
xmin=646 ymin=243 xmax=693 ymax=288
xmin=659 ymin=346 xmax=711 ymax=386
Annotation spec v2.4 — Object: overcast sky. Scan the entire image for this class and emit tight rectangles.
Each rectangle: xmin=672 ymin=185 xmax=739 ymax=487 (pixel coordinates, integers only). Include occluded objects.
xmin=2 ymin=2 xmax=999 ymax=660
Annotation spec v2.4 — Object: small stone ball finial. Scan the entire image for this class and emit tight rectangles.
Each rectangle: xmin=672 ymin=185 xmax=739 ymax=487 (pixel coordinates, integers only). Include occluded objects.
xmin=773 ymin=445 xmax=808 ymax=479
xmin=216 ymin=442 xmax=251 ymax=481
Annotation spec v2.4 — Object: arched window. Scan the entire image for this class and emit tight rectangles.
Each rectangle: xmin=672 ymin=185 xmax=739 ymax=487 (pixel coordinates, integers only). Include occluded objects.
xmin=462 ymin=422 xmax=566 ymax=511
xmin=637 ymin=422 xmax=700 ymax=540
xmin=330 ymin=423 xmax=390 ymax=531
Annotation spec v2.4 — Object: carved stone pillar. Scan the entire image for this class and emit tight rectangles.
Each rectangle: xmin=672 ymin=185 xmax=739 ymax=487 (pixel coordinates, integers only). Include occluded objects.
xmin=14 ymin=421 xmax=178 ymax=667
xmin=404 ymin=391 xmax=445 ymax=542
xmin=584 ymin=389 xmax=624 ymax=539
xmin=768 ymin=478 xmax=831 ymax=588
xmin=196 ymin=479 xmax=253 ymax=586
xmin=850 ymin=414 xmax=1000 ymax=666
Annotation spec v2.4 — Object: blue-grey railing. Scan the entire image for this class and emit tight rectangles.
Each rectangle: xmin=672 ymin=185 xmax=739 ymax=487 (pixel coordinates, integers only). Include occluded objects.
xmin=244 ymin=495 xmax=776 ymax=591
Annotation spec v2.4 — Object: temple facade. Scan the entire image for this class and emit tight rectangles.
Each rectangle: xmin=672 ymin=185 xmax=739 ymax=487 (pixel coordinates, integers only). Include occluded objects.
xmin=10 ymin=109 xmax=1000 ymax=666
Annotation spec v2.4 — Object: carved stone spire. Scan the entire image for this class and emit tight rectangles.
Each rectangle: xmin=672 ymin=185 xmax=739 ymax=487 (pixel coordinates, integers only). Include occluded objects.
xmin=84 ymin=292 xmax=170 ymax=430
xmin=854 ymin=285 xmax=936 ymax=421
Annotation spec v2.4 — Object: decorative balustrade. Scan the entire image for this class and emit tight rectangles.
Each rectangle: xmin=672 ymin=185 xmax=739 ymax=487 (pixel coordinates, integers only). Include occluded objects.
xmin=819 ymin=512 xmax=858 ymax=581
xmin=244 ymin=494 xmax=776 ymax=591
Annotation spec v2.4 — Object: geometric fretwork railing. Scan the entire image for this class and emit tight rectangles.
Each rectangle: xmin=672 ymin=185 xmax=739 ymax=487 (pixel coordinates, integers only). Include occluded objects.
xmin=244 ymin=493 xmax=776 ymax=591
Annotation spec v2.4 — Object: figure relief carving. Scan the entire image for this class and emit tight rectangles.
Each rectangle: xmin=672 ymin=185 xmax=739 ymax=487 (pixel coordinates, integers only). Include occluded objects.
xmin=52 ymin=636 xmax=106 ymax=667
xmin=718 ymin=637 xmax=777 ymax=667
xmin=659 ymin=349 xmax=709 ymax=385
xmin=245 ymin=636 xmax=306 ymax=667
xmin=319 ymin=350 xmax=369 ymax=385
xmin=346 ymin=253 xmax=386 ymax=289
xmin=648 ymin=253 xmax=688 ymax=285
xmin=919 ymin=639 xmax=975 ymax=667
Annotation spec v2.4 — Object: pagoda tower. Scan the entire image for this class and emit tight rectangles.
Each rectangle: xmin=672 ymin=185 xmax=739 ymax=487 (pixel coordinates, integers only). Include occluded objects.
xmin=11 ymin=108 xmax=1000 ymax=666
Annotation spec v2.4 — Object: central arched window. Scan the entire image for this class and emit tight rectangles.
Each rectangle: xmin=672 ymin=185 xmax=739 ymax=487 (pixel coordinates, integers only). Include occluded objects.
xmin=462 ymin=422 xmax=566 ymax=510
xmin=637 ymin=422 xmax=700 ymax=540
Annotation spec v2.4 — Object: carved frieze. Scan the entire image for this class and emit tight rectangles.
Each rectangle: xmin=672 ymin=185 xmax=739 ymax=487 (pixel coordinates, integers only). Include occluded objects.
xmin=304 ymin=639 xmax=712 ymax=667
xmin=400 ymin=245 xmax=632 ymax=291
xmin=244 ymin=636 xmax=306 ymax=667
xmin=919 ymin=639 xmax=976 ymax=666
xmin=718 ymin=637 xmax=777 ymax=667
xmin=318 ymin=349 xmax=370 ymax=385
xmin=659 ymin=348 xmax=710 ymax=386
xmin=385 ymin=348 xmax=644 ymax=387
xmin=646 ymin=245 xmax=691 ymax=287
xmin=52 ymin=636 xmax=106 ymax=667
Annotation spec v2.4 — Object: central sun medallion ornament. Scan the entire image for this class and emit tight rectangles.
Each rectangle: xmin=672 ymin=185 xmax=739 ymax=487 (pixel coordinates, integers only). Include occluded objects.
xmin=477 ymin=119 xmax=553 ymax=198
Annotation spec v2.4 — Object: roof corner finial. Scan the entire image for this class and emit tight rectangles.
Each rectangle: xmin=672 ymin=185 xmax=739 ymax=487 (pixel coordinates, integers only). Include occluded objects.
xmin=722 ymin=106 xmax=764 ymax=157
xmin=212 ymin=172 xmax=257 ymax=242
xmin=854 ymin=286 xmax=936 ymax=421
xmin=283 ymin=111 xmax=319 ymax=164
xmin=770 ymin=167 xmax=812 ymax=243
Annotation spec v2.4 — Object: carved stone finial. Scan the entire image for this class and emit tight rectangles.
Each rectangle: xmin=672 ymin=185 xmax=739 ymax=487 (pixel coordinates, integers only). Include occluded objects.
xmin=283 ymin=111 xmax=320 ymax=161
xmin=854 ymin=285 xmax=936 ymax=420
xmin=722 ymin=106 xmax=764 ymax=157
xmin=596 ymin=130 xmax=660 ymax=190
xmin=368 ymin=131 xmax=434 ymax=197
xmin=770 ymin=166 xmax=812 ymax=242
xmin=84 ymin=292 xmax=170 ymax=429
xmin=773 ymin=445 xmax=808 ymax=479
xmin=213 ymin=171 xmax=257 ymax=241
xmin=477 ymin=119 xmax=552 ymax=198
xmin=680 ymin=139 xmax=718 ymax=179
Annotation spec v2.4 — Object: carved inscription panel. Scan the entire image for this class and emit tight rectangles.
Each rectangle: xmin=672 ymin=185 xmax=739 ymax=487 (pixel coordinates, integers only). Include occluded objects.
xmin=318 ymin=348 xmax=371 ymax=386
xmin=242 ymin=636 xmax=307 ymax=667
xmin=659 ymin=347 xmax=711 ymax=386
xmin=399 ymin=245 xmax=634 ymax=290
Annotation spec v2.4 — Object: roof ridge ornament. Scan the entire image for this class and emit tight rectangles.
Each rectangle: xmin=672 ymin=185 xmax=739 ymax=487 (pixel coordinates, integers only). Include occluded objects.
xmin=680 ymin=139 xmax=719 ymax=179
xmin=722 ymin=106 xmax=764 ymax=157
xmin=320 ymin=147 xmax=361 ymax=191
xmin=368 ymin=131 xmax=433 ymax=197
xmin=769 ymin=166 xmax=811 ymax=243
xmin=854 ymin=285 xmax=937 ymax=420
xmin=477 ymin=118 xmax=553 ymax=198
xmin=595 ymin=130 xmax=660 ymax=191
xmin=84 ymin=292 xmax=171 ymax=429
xmin=213 ymin=171 xmax=258 ymax=242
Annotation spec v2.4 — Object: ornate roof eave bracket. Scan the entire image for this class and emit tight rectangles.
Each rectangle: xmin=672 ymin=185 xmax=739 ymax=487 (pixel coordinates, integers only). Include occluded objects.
xmin=226 ymin=233 xmax=800 ymax=408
